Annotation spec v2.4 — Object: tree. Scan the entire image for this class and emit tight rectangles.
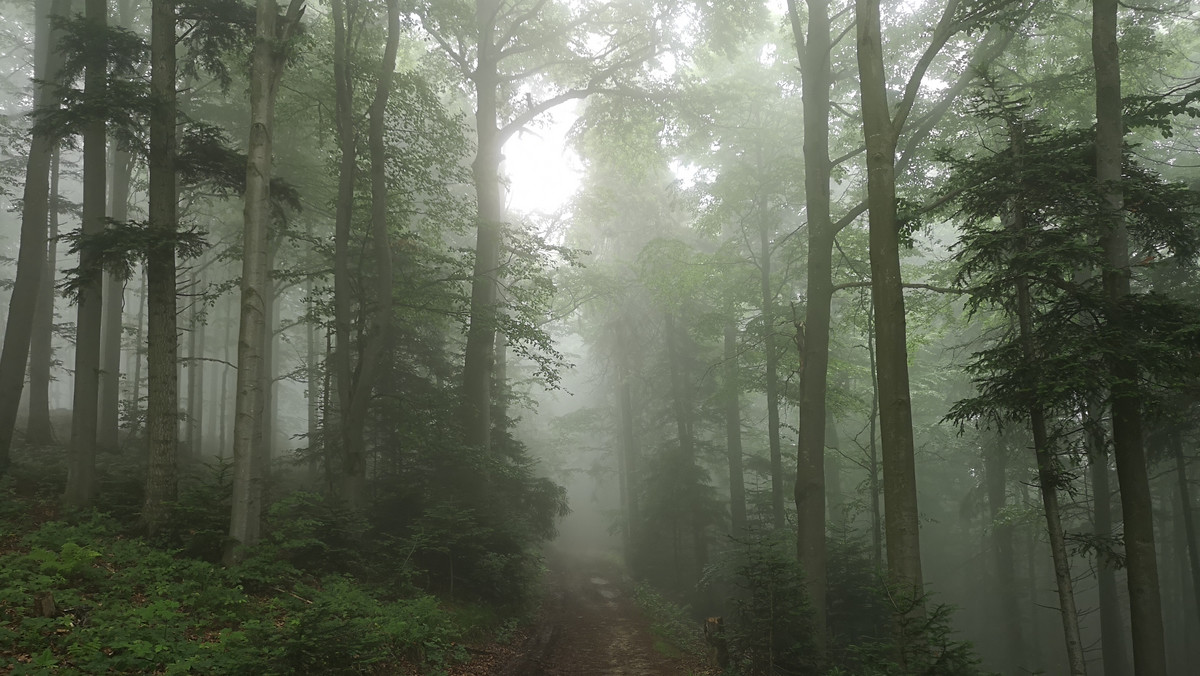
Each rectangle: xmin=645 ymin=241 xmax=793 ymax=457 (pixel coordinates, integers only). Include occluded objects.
xmin=1093 ymin=2 xmax=1168 ymax=673
xmin=227 ymin=0 xmax=306 ymax=563
xmin=0 ymin=0 xmax=70 ymax=473
xmin=143 ymin=0 xmax=179 ymax=535
xmin=330 ymin=0 xmax=401 ymax=508
xmin=64 ymin=0 xmax=109 ymax=508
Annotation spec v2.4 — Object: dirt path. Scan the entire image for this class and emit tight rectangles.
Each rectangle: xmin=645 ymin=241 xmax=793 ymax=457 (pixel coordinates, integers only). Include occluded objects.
xmin=495 ymin=553 xmax=708 ymax=676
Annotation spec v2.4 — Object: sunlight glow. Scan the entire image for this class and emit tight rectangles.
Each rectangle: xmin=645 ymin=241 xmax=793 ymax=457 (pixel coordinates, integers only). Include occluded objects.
xmin=504 ymin=104 xmax=582 ymax=216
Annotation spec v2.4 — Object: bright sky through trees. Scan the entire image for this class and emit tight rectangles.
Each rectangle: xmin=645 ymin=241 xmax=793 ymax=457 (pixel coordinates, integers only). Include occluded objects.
xmin=505 ymin=105 xmax=582 ymax=215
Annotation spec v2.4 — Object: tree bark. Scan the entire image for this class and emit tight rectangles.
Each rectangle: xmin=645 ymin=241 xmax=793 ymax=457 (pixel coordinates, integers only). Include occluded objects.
xmin=723 ymin=322 xmax=747 ymax=537
xmin=855 ymin=0 xmax=923 ymax=604
xmin=461 ymin=0 xmax=505 ymax=452
xmin=227 ymin=0 xmax=304 ymax=562
xmin=98 ymin=148 xmax=132 ymax=451
xmin=616 ymin=319 xmax=640 ymax=567
xmin=129 ymin=271 xmax=146 ymax=436
xmin=1092 ymin=2 xmax=1168 ymax=673
xmin=788 ymin=0 xmax=833 ymax=649
xmin=867 ymin=310 xmax=882 ymax=571
xmin=65 ymin=0 xmax=109 ymax=508
xmin=1086 ymin=402 xmax=1131 ymax=676
xmin=666 ymin=313 xmax=706 ymax=577
xmin=142 ymin=0 xmax=178 ymax=534
xmin=26 ymin=146 xmax=63 ymax=446
xmin=1170 ymin=432 xmax=1200 ymax=628
xmin=758 ymin=212 xmax=784 ymax=530
xmin=0 ymin=0 xmax=69 ymax=472
xmin=983 ymin=436 xmax=1022 ymax=672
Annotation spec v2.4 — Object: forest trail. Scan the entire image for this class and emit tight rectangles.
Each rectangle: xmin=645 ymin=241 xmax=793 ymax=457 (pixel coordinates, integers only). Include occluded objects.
xmin=493 ymin=552 xmax=708 ymax=676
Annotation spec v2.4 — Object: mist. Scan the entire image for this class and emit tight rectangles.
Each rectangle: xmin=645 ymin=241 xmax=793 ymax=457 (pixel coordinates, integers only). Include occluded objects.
xmin=0 ymin=0 xmax=1198 ymax=675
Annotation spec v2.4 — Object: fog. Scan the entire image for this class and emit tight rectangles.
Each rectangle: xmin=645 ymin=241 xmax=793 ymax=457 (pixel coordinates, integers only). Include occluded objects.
xmin=1 ymin=0 xmax=1199 ymax=675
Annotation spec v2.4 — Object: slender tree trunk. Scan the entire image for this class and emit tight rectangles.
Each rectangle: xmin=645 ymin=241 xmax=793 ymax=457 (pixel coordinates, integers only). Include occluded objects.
xmin=185 ymin=271 xmax=200 ymax=459
xmin=825 ymin=411 xmax=843 ymax=529
xmin=983 ymin=436 xmax=1022 ymax=672
xmin=1170 ymin=432 xmax=1200 ymax=626
xmin=194 ymin=309 xmax=207 ymax=456
xmin=724 ymin=322 xmax=747 ymax=537
xmin=1093 ymin=3 xmax=1168 ymax=673
xmin=758 ymin=214 xmax=784 ymax=530
xmin=855 ymin=0 xmax=923 ymax=605
xmin=492 ymin=330 xmax=507 ymax=451
xmin=1018 ymin=303 xmax=1087 ymax=676
xmin=129 ymin=270 xmax=146 ymax=435
xmin=0 ymin=0 xmax=69 ymax=472
xmin=788 ymin=0 xmax=834 ymax=649
xmin=330 ymin=0 xmax=362 ymax=499
xmin=306 ymin=289 xmax=318 ymax=460
xmin=26 ymin=146 xmax=63 ymax=446
xmin=360 ymin=0 xmax=399 ymax=485
xmin=461 ymin=0 xmax=505 ymax=452
xmin=65 ymin=0 xmax=109 ymax=508
xmin=99 ymin=148 xmax=132 ymax=451
xmin=1086 ymin=403 xmax=1132 ymax=676
xmin=227 ymin=0 xmax=304 ymax=562
xmin=616 ymin=320 xmax=640 ymax=567
xmin=219 ymin=302 xmax=231 ymax=458
xmin=666 ymin=313 xmax=706 ymax=577
xmin=1009 ymin=126 xmax=1087 ymax=675
xmin=142 ymin=0 xmax=178 ymax=534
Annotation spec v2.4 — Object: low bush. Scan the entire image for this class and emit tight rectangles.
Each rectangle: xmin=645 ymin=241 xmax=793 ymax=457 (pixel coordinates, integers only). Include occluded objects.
xmin=0 ymin=513 xmax=467 ymax=675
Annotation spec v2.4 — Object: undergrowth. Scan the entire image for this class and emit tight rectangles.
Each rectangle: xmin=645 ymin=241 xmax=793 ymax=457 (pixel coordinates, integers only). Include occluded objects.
xmin=0 ymin=478 xmax=483 ymax=675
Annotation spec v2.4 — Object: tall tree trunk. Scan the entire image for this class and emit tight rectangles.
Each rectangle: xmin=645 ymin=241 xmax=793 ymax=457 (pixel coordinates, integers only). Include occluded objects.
xmin=129 ymin=270 xmax=146 ymax=436
xmin=983 ymin=436 xmax=1022 ymax=672
xmin=789 ymin=0 xmax=833 ymax=648
xmin=461 ymin=0 xmax=505 ymax=452
xmin=219 ymin=302 xmax=232 ymax=458
xmin=0 ymin=0 xmax=69 ymax=472
xmin=867 ymin=310 xmax=882 ymax=571
xmin=616 ymin=320 xmax=640 ymax=567
xmin=724 ymin=322 xmax=747 ymax=537
xmin=666 ymin=313 xmax=706 ymax=577
xmin=758 ymin=213 xmax=784 ymax=530
xmin=227 ymin=0 xmax=304 ymax=562
xmin=493 ymin=330 xmax=508 ymax=450
xmin=1086 ymin=402 xmax=1132 ymax=676
xmin=65 ymin=0 xmax=109 ymax=508
xmin=98 ymin=146 xmax=133 ymax=450
xmin=142 ymin=0 xmax=178 ymax=534
xmin=26 ymin=145 xmax=63 ymax=446
xmin=186 ymin=272 xmax=207 ymax=456
xmin=825 ymin=411 xmax=844 ymax=529
xmin=855 ymin=0 xmax=923 ymax=605
xmin=1093 ymin=2 xmax=1168 ymax=673
xmin=330 ymin=0 xmax=362 ymax=499
xmin=1170 ymin=432 xmax=1200 ymax=627
xmin=360 ymin=0 xmax=399 ymax=486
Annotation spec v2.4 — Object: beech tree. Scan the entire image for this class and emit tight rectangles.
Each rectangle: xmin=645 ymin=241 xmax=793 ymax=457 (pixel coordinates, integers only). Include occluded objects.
xmin=1094 ymin=0 xmax=1167 ymax=672
xmin=0 ymin=0 xmax=69 ymax=473
xmin=227 ymin=0 xmax=306 ymax=563
xmin=64 ymin=0 xmax=109 ymax=508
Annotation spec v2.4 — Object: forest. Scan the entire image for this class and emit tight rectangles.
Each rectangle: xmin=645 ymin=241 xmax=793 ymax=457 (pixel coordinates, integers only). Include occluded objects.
xmin=0 ymin=0 xmax=1198 ymax=674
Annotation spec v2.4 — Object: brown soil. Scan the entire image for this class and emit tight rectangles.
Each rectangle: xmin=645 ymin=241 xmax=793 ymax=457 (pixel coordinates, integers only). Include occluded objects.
xmin=491 ymin=553 xmax=711 ymax=676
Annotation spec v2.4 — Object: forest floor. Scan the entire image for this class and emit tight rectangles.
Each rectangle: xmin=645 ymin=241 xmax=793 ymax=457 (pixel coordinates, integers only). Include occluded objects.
xmin=451 ymin=551 xmax=713 ymax=676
